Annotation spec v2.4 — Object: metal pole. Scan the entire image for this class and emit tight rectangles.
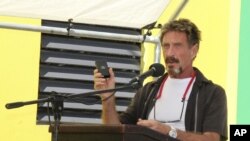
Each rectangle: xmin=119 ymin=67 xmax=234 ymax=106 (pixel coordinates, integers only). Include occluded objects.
xmin=0 ymin=22 xmax=159 ymax=44
xmin=169 ymin=0 xmax=189 ymax=21
xmin=154 ymin=42 xmax=162 ymax=63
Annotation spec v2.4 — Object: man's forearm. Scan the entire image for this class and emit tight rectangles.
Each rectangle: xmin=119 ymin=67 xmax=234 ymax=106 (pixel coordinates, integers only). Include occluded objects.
xmin=177 ymin=130 xmax=220 ymax=141
xmin=101 ymin=96 xmax=121 ymax=124
xmin=137 ymin=119 xmax=220 ymax=141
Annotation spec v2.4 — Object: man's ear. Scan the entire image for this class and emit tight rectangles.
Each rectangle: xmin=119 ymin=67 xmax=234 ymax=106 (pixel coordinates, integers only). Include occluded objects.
xmin=191 ymin=44 xmax=199 ymax=59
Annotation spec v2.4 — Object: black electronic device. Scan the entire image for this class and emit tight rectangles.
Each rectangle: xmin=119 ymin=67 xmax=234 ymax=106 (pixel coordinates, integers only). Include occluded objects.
xmin=95 ymin=60 xmax=110 ymax=78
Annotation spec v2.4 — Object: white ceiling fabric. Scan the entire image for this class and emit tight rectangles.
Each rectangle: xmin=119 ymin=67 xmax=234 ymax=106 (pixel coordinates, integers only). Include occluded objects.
xmin=0 ymin=0 xmax=170 ymax=28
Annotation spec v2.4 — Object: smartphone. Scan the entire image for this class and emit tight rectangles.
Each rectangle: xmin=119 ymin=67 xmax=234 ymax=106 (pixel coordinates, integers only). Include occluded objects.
xmin=95 ymin=60 xmax=110 ymax=78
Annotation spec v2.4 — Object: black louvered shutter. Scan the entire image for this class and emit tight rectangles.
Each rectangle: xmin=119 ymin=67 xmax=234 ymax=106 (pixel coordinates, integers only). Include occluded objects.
xmin=37 ymin=20 xmax=142 ymax=124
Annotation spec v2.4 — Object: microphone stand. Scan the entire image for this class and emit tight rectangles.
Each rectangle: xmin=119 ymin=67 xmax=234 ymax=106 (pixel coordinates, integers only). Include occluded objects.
xmin=5 ymin=81 xmax=142 ymax=141
xmin=5 ymin=94 xmax=65 ymax=141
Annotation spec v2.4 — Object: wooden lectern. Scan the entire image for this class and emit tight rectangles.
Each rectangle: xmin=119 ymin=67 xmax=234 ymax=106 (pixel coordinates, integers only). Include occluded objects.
xmin=49 ymin=124 xmax=179 ymax=141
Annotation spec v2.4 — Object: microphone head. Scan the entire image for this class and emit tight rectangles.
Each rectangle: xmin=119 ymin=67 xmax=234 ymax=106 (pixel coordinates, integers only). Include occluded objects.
xmin=149 ymin=63 xmax=165 ymax=77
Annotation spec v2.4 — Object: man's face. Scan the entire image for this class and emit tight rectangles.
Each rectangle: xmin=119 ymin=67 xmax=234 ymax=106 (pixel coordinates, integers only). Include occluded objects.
xmin=161 ymin=31 xmax=197 ymax=78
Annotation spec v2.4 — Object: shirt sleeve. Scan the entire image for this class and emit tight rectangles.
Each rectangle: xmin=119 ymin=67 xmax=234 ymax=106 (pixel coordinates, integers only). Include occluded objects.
xmin=202 ymin=85 xmax=228 ymax=141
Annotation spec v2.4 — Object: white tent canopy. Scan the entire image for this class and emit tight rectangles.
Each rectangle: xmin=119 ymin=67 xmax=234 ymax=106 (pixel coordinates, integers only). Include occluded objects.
xmin=0 ymin=0 xmax=170 ymax=29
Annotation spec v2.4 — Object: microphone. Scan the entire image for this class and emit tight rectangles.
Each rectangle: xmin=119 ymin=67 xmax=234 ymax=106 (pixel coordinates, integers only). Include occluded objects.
xmin=129 ymin=63 xmax=165 ymax=84
xmin=5 ymin=102 xmax=25 ymax=109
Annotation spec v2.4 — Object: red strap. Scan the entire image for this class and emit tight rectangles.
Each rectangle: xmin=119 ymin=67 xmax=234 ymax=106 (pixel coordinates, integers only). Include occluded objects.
xmin=156 ymin=72 xmax=196 ymax=101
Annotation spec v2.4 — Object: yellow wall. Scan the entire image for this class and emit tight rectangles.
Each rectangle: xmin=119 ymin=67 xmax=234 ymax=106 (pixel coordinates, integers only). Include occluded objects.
xmin=0 ymin=0 xmax=239 ymax=140
xmin=0 ymin=16 xmax=50 ymax=141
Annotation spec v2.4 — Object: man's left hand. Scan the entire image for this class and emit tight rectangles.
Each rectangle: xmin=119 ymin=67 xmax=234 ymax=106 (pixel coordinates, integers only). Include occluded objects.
xmin=137 ymin=119 xmax=170 ymax=135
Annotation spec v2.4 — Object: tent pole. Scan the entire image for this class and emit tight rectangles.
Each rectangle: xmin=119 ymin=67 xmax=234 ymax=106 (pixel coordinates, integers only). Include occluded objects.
xmin=0 ymin=22 xmax=159 ymax=44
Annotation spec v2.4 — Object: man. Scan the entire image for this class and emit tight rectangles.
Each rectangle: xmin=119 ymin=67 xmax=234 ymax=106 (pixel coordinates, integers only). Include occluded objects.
xmin=93 ymin=19 xmax=227 ymax=141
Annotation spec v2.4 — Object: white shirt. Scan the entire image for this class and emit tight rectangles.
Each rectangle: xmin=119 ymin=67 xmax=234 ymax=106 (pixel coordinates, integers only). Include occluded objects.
xmin=148 ymin=76 xmax=196 ymax=131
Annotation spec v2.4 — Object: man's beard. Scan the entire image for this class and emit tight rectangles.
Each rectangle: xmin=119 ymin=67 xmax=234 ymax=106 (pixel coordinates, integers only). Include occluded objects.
xmin=165 ymin=56 xmax=182 ymax=78
xmin=167 ymin=66 xmax=182 ymax=78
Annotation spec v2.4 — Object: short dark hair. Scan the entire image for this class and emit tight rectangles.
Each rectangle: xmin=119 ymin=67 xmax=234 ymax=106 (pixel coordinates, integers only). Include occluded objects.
xmin=160 ymin=18 xmax=201 ymax=47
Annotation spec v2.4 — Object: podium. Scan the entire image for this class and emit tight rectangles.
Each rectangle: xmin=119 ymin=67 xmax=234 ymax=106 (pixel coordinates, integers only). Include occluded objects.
xmin=49 ymin=124 xmax=179 ymax=141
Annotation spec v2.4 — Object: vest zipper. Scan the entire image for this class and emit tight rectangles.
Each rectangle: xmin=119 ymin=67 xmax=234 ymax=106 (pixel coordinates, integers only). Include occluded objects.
xmin=194 ymin=91 xmax=199 ymax=132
